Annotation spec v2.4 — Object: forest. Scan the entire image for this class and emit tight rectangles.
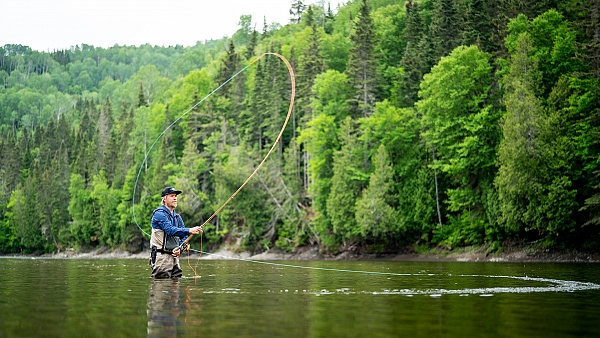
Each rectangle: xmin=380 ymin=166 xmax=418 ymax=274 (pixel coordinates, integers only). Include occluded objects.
xmin=0 ymin=0 xmax=598 ymax=255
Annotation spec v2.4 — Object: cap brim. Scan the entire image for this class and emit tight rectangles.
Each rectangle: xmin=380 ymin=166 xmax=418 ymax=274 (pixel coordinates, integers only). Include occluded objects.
xmin=162 ymin=189 xmax=183 ymax=196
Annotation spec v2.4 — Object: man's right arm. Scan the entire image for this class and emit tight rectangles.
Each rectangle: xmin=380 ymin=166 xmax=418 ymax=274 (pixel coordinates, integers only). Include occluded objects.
xmin=152 ymin=211 xmax=190 ymax=237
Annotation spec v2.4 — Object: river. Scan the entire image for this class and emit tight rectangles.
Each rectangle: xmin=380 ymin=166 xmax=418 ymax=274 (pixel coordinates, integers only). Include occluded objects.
xmin=1 ymin=258 xmax=599 ymax=337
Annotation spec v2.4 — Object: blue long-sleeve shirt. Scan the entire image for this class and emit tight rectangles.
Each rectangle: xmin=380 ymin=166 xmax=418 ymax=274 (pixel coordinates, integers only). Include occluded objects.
xmin=151 ymin=205 xmax=190 ymax=245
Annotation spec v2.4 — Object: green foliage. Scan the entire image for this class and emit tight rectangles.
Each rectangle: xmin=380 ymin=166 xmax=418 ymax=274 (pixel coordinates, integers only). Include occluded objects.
xmin=355 ymin=144 xmax=398 ymax=239
xmin=68 ymin=173 xmax=98 ymax=247
xmin=327 ymin=117 xmax=367 ymax=241
xmin=417 ymin=45 xmax=500 ymax=220
xmin=1 ymin=3 xmax=599 ymax=255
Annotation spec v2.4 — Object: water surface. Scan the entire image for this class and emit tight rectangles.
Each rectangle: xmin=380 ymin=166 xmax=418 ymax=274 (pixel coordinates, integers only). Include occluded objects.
xmin=1 ymin=258 xmax=599 ymax=337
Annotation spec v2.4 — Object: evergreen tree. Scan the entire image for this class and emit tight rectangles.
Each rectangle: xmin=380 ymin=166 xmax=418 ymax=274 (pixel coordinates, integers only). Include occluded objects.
xmin=496 ymin=33 xmax=547 ymax=234
xmin=492 ymin=0 xmax=561 ymax=56
xmin=574 ymin=0 xmax=600 ymax=79
xmin=462 ymin=0 xmax=495 ymax=53
xmin=290 ymin=0 xmax=307 ymax=24
xmin=397 ymin=0 xmax=426 ymax=107
xmin=138 ymin=82 xmax=147 ymax=108
xmin=112 ymin=104 xmax=135 ymax=189
xmin=49 ymin=145 xmax=71 ymax=248
xmin=262 ymin=16 xmax=269 ymax=40
xmin=245 ymin=29 xmax=259 ymax=61
xmin=68 ymin=172 xmax=98 ymax=247
xmin=355 ymin=144 xmax=398 ymax=240
xmin=14 ymin=173 xmax=45 ymax=252
xmin=326 ymin=117 xmax=367 ymax=243
xmin=324 ymin=2 xmax=335 ymax=34
xmin=298 ymin=8 xmax=325 ymax=124
xmin=304 ymin=5 xmax=315 ymax=28
xmin=151 ymin=104 xmax=177 ymax=193
xmin=429 ymin=0 xmax=462 ymax=60
xmin=345 ymin=0 xmax=378 ymax=118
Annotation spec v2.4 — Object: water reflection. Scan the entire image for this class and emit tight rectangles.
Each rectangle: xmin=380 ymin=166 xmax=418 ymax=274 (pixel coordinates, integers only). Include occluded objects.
xmin=147 ymin=278 xmax=198 ymax=337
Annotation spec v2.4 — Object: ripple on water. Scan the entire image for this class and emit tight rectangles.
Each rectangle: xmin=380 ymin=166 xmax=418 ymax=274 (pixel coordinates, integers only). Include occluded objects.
xmin=194 ymin=273 xmax=600 ymax=297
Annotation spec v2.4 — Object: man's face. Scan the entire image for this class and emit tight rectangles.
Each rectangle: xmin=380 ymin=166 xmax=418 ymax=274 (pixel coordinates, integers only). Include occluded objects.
xmin=164 ymin=193 xmax=178 ymax=209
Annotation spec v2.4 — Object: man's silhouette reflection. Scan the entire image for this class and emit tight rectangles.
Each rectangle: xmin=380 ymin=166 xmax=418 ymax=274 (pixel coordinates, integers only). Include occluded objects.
xmin=147 ymin=279 xmax=182 ymax=337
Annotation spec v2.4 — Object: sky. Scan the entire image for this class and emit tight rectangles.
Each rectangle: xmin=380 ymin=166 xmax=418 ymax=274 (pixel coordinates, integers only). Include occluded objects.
xmin=3 ymin=0 xmax=347 ymax=52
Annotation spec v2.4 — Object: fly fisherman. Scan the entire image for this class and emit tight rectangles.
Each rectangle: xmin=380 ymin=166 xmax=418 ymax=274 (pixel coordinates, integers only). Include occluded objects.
xmin=150 ymin=187 xmax=203 ymax=278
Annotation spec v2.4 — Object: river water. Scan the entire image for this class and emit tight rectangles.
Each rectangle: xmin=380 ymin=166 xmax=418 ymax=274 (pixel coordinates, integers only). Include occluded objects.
xmin=1 ymin=257 xmax=599 ymax=337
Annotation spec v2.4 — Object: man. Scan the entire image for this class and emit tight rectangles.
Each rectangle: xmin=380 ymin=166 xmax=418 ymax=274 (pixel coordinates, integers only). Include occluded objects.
xmin=150 ymin=186 xmax=202 ymax=278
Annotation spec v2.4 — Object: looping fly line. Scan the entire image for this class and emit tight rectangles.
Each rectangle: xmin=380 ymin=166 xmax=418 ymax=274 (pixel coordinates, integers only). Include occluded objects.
xmin=131 ymin=53 xmax=296 ymax=241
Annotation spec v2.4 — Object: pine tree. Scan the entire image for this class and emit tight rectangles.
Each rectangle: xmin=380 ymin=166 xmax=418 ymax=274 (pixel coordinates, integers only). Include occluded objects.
xmin=355 ymin=144 xmax=398 ymax=240
xmin=96 ymin=97 xmax=114 ymax=174
xmin=492 ymin=0 xmax=562 ymax=57
xmin=304 ymin=5 xmax=315 ymax=27
xmin=324 ymin=2 xmax=335 ymax=34
xmin=326 ymin=117 xmax=367 ymax=243
xmin=290 ymin=0 xmax=307 ymax=24
xmin=15 ymin=171 xmax=44 ymax=252
xmin=462 ymin=0 xmax=495 ymax=53
xmin=298 ymin=8 xmax=325 ymax=124
xmin=151 ymin=104 xmax=177 ymax=192
xmin=345 ymin=0 xmax=378 ymax=118
xmin=496 ymin=33 xmax=545 ymax=233
xmin=112 ymin=104 xmax=135 ymax=189
xmin=262 ymin=16 xmax=269 ymax=40
xmin=429 ymin=0 xmax=462 ymax=60
xmin=245 ymin=29 xmax=259 ymax=61
xmin=138 ymin=82 xmax=147 ymax=108
xmin=397 ymin=0 xmax=426 ymax=107
xmin=574 ymin=0 xmax=600 ymax=79
xmin=48 ymin=145 xmax=71 ymax=249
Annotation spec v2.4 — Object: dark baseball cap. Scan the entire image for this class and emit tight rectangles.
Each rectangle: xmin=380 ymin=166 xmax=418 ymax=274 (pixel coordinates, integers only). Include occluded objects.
xmin=161 ymin=187 xmax=182 ymax=197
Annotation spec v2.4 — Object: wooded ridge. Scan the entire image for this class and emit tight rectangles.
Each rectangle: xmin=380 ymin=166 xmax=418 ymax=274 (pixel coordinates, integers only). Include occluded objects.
xmin=0 ymin=0 xmax=599 ymax=255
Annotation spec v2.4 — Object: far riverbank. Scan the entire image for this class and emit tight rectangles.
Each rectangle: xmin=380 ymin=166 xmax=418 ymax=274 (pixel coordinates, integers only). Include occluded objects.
xmin=4 ymin=244 xmax=598 ymax=263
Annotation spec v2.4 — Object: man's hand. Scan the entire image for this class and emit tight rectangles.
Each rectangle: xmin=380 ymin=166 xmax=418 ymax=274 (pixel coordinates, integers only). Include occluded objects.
xmin=172 ymin=246 xmax=181 ymax=257
xmin=189 ymin=226 xmax=203 ymax=235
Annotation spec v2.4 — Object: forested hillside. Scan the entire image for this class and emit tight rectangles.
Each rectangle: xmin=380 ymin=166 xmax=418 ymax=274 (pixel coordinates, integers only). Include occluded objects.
xmin=1 ymin=0 xmax=599 ymax=254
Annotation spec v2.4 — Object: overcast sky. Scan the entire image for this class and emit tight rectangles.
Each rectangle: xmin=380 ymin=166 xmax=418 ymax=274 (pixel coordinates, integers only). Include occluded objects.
xmin=3 ymin=0 xmax=346 ymax=52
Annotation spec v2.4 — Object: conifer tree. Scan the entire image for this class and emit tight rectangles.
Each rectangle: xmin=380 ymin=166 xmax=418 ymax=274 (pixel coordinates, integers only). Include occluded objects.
xmin=245 ymin=29 xmax=259 ymax=61
xmin=290 ymin=0 xmax=307 ymax=24
xmin=429 ymin=0 xmax=462 ymax=60
xmin=151 ymin=104 xmax=177 ymax=192
xmin=298 ymin=8 xmax=325 ymax=124
xmin=326 ymin=117 xmax=366 ymax=242
xmin=345 ymin=0 xmax=378 ymax=118
xmin=496 ymin=33 xmax=545 ymax=233
xmin=14 ymin=171 xmax=44 ymax=252
xmin=96 ymin=97 xmax=114 ymax=174
xmin=324 ymin=2 xmax=335 ymax=34
xmin=355 ymin=144 xmax=398 ymax=240
xmin=112 ymin=104 xmax=135 ymax=189
xmin=48 ymin=145 xmax=71 ymax=248
xmin=262 ymin=16 xmax=269 ymax=40
xmin=397 ymin=0 xmax=426 ymax=107
xmin=574 ymin=0 xmax=600 ymax=78
xmin=462 ymin=0 xmax=494 ymax=53
xmin=138 ymin=82 xmax=147 ymax=108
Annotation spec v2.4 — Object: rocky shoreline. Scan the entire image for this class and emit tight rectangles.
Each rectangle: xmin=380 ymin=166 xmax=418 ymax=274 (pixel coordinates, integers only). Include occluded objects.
xmin=3 ymin=245 xmax=599 ymax=263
